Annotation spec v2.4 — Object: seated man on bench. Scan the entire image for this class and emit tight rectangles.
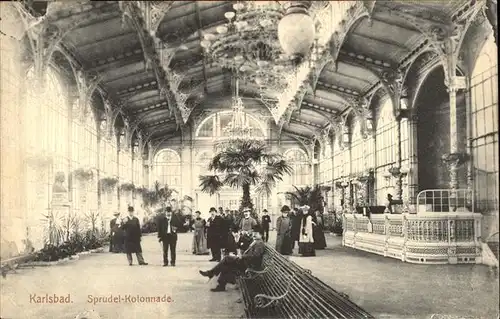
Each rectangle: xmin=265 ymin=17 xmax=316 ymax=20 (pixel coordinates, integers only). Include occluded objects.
xmin=199 ymin=227 xmax=265 ymax=292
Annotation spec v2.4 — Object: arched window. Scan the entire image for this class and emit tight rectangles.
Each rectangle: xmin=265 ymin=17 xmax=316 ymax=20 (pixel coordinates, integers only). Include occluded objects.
xmin=25 ymin=67 xmax=69 ymax=247
xmin=375 ymin=99 xmax=397 ymax=168
xmin=71 ymin=100 xmax=98 ymax=168
xmin=319 ymin=140 xmax=332 ymax=184
xmin=154 ymin=149 xmax=181 ymax=189
xmin=70 ymin=98 xmax=99 ymax=214
xmin=333 ymin=134 xmax=343 ymax=180
xmin=26 ymin=68 xmax=69 ymax=166
xmin=471 ymin=34 xmax=498 ymax=212
xmin=132 ymin=145 xmax=142 ymax=186
xmin=350 ymin=119 xmax=364 ymax=175
xmin=283 ymin=148 xmax=310 ymax=187
xmin=118 ymin=134 xmax=133 ymax=182
xmin=195 ymin=111 xmax=266 ymax=139
xmin=375 ymin=98 xmax=397 ymax=203
xmin=196 ymin=152 xmax=213 ymax=178
xmin=104 ymin=135 xmax=118 ymax=177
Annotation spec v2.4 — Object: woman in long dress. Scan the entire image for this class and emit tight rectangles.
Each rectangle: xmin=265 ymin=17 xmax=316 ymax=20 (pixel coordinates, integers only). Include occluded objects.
xmin=191 ymin=211 xmax=209 ymax=255
xmin=298 ymin=205 xmax=316 ymax=257
xmin=275 ymin=205 xmax=293 ymax=255
xmin=312 ymin=210 xmax=327 ymax=249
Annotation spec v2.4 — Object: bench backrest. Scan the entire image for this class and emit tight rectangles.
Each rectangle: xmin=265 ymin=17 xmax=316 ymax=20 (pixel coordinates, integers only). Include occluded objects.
xmin=259 ymin=245 xmax=374 ymax=319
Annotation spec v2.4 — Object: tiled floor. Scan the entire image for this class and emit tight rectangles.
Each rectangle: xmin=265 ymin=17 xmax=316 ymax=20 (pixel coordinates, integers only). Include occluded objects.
xmin=0 ymin=233 xmax=243 ymax=319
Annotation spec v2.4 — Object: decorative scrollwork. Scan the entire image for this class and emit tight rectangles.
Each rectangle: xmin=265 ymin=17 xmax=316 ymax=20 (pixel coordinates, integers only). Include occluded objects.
xmin=241 ymin=265 xmax=272 ymax=280
xmin=253 ymin=269 xmax=310 ymax=309
xmin=441 ymin=152 xmax=470 ymax=169
xmin=149 ymin=2 xmax=174 ymax=35
xmin=254 ymin=293 xmax=285 ymax=309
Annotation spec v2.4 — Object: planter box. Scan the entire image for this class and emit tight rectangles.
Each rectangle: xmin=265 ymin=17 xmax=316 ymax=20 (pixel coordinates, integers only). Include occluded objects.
xmin=25 ymin=247 xmax=104 ymax=267
xmin=25 ymin=260 xmax=59 ymax=267
xmin=77 ymin=251 xmax=91 ymax=256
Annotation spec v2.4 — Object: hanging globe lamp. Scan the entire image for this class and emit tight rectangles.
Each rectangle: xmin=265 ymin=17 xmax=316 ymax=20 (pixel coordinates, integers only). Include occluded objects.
xmin=277 ymin=1 xmax=315 ymax=61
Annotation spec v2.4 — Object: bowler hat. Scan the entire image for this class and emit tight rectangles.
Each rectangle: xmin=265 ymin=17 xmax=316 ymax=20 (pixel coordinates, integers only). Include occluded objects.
xmin=281 ymin=205 xmax=290 ymax=213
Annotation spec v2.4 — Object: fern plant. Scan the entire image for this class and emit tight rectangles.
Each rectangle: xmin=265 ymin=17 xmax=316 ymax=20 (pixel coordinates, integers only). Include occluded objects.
xmin=120 ymin=182 xmax=135 ymax=192
xmin=99 ymin=177 xmax=119 ymax=192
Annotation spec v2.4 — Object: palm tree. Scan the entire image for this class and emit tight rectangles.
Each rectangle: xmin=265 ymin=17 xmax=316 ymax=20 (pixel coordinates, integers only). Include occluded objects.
xmin=199 ymin=140 xmax=293 ymax=211
xmin=142 ymin=181 xmax=174 ymax=208
xmin=285 ymin=185 xmax=324 ymax=213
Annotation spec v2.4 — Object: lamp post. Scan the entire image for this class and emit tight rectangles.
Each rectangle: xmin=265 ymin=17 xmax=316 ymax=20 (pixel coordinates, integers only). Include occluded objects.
xmin=388 ymin=166 xmax=409 ymax=205
xmin=399 ymin=165 xmax=410 ymax=213
xmin=340 ymin=179 xmax=350 ymax=213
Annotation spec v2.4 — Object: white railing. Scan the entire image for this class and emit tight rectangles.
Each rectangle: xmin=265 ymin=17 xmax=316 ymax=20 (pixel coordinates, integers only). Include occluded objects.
xmin=416 ymin=189 xmax=474 ymax=213
xmin=343 ymin=212 xmax=482 ymax=264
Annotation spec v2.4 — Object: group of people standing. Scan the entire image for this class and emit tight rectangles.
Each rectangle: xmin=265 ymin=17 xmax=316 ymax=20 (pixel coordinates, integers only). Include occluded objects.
xmin=197 ymin=204 xmax=327 ymax=292
xmin=275 ymin=204 xmax=327 ymax=257
xmin=191 ymin=206 xmax=265 ymax=262
xmin=108 ymin=203 xmax=327 ymax=268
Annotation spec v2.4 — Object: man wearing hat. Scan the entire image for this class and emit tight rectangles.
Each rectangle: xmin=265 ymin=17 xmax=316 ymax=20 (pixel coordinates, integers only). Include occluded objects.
xmin=121 ymin=206 xmax=148 ymax=265
xmin=239 ymin=207 xmax=257 ymax=233
xmin=199 ymin=227 xmax=265 ymax=292
xmin=109 ymin=212 xmax=124 ymax=253
xmin=238 ymin=207 xmax=258 ymax=253
xmin=157 ymin=206 xmax=182 ymax=266
xmin=206 ymin=207 xmax=225 ymax=262
xmin=260 ymin=209 xmax=271 ymax=242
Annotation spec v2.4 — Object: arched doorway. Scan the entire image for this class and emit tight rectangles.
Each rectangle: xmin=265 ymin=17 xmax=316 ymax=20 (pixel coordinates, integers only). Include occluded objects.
xmin=415 ymin=67 xmax=467 ymax=190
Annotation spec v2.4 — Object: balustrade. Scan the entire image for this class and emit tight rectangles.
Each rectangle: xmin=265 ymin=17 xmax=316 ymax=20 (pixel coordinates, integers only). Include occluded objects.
xmin=343 ymin=195 xmax=482 ymax=264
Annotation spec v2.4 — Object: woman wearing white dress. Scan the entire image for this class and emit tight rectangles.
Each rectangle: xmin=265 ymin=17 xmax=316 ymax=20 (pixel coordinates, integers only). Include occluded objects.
xmin=298 ymin=205 xmax=316 ymax=257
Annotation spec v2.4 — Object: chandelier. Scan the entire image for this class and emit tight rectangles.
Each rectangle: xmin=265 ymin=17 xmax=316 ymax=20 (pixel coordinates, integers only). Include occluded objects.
xmin=201 ymin=2 xmax=303 ymax=98
xmin=215 ymin=77 xmax=265 ymax=151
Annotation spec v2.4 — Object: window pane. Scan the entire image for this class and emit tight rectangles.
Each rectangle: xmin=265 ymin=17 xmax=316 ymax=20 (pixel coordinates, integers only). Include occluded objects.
xmin=484 ymin=79 xmax=492 ymax=107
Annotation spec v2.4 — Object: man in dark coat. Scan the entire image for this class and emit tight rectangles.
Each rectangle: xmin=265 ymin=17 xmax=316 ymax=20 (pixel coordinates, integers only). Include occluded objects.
xmin=260 ymin=209 xmax=271 ymax=242
xmin=206 ymin=207 xmax=225 ymax=262
xmin=224 ymin=209 xmax=234 ymax=236
xmin=290 ymin=208 xmax=302 ymax=250
xmin=121 ymin=206 xmax=148 ymax=266
xmin=109 ymin=212 xmax=124 ymax=253
xmin=199 ymin=228 xmax=266 ymax=292
xmin=157 ymin=206 xmax=182 ymax=266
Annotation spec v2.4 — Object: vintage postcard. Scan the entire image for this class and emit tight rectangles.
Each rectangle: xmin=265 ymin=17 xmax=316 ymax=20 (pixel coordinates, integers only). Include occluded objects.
xmin=0 ymin=1 xmax=498 ymax=318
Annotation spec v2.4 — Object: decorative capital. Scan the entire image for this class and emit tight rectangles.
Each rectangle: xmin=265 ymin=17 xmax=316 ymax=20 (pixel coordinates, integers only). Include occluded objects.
xmin=444 ymin=76 xmax=467 ymax=92
xmin=441 ymin=152 xmax=470 ymax=168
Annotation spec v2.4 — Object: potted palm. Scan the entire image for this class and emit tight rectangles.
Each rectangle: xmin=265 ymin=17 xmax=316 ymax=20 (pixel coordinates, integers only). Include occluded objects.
xmin=285 ymin=185 xmax=324 ymax=213
xmin=199 ymin=140 xmax=292 ymax=214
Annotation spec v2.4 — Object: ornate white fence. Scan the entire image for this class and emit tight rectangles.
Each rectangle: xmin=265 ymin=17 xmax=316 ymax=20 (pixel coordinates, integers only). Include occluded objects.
xmin=416 ymin=189 xmax=474 ymax=213
xmin=343 ymin=190 xmax=482 ymax=264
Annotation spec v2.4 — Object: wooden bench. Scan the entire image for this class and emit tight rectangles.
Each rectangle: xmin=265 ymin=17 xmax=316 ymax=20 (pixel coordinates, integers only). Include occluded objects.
xmin=237 ymin=244 xmax=374 ymax=319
